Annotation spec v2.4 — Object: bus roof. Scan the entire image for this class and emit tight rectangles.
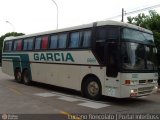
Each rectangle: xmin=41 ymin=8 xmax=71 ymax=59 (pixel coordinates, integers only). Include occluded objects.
xmin=4 ymin=20 xmax=152 ymax=41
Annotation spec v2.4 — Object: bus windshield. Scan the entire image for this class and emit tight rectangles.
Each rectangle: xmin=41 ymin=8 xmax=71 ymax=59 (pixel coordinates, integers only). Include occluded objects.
xmin=121 ymin=42 xmax=157 ymax=71
xmin=121 ymin=28 xmax=157 ymax=71
xmin=122 ymin=28 xmax=154 ymax=42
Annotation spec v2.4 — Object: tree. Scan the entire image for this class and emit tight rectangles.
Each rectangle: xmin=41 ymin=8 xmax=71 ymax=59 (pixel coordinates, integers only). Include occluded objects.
xmin=127 ymin=13 xmax=147 ymax=28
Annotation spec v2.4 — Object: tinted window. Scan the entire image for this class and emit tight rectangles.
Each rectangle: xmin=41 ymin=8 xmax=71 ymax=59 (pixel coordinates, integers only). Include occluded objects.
xmin=28 ymin=38 xmax=34 ymax=50
xmin=23 ymin=38 xmax=34 ymax=50
xmin=13 ymin=41 xmax=17 ymax=50
xmin=41 ymin=36 xmax=49 ymax=49
xmin=4 ymin=41 xmax=12 ymax=51
xmin=97 ymin=27 xmax=118 ymax=41
xmin=35 ymin=37 xmax=41 ymax=50
xmin=82 ymin=30 xmax=91 ymax=47
xmin=13 ymin=40 xmax=22 ymax=51
xmin=108 ymin=27 xmax=119 ymax=39
xmin=122 ymin=28 xmax=154 ymax=42
xmin=23 ymin=40 xmax=28 ymax=50
xmin=69 ymin=32 xmax=81 ymax=48
xmin=97 ymin=27 xmax=107 ymax=40
xmin=58 ymin=33 xmax=67 ymax=48
xmin=106 ymin=43 xmax=119 ymax=77
xmin=50 ymin=35 xmax=58 ymax=49
xmin=17 ymin=40 xmax=22 ymax=51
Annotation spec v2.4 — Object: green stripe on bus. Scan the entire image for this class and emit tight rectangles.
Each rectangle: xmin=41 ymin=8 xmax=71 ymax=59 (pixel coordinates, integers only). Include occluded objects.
xmin=2 ymin=54 xmax=32 ymax=80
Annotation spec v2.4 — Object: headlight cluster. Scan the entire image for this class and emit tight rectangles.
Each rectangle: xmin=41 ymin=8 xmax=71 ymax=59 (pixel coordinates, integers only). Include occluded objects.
xmin=125 ymin=80 xmax=138 ymax=85
xmin=152 ymin=79 xmax=157 ymax=83
xmin=125 ymin=79 xmax=158 ymax=85
xmin=130 ymin=80 xmax=139 ymax=85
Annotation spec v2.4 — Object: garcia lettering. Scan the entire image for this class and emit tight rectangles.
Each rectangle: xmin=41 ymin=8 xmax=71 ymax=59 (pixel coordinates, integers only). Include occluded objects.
xmin=34 ymin=52 xmax=74 ymax=62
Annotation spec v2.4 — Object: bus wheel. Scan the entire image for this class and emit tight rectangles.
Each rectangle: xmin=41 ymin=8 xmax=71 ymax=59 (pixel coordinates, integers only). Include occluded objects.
xmin=22 ymin=70 xmax=31 ymax=85
xmin=83 ymin=77 xmax=101 ymax=100
xmin=14 ymin=69 xmax=22 ymax=83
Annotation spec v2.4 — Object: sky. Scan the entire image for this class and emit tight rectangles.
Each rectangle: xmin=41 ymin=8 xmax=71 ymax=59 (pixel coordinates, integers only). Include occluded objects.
xmin=0 ymin=0 xmax=160 ymax=36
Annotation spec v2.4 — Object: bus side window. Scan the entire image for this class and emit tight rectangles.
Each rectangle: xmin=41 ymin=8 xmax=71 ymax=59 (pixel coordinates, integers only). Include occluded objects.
xmin=4 ymin=41 xmax=12 ymax=51
xmin=58 ymin=33 xmax=67 ymax=49
xmin=23 ymin=40 xmax=28 ymax=50
xmin=23 ymin=38 xmax=34 ymax=51
xmin=50 ymin=35 xmax=58 ymax=49
xmin=3 ymin=42 xmax=7 ymax=51
xmin=35 ymin=37 xmax=41 ymax=50
xmin=17 ymin=40 xmax=22 ymax=51
xmin=82 ymin=30 xmax=91 ymax=48
xmin=41 ymin=36 xmax=49 ymax=49
xmin=69 ymin=32 xmax=81 ymax=48
xmin=13 ymin=40 xmax=22 ymax=51
xmin=13 ymin=41 xmax=17 ymax=51
xmin=28 ymin=38 xmax=34 ymax=50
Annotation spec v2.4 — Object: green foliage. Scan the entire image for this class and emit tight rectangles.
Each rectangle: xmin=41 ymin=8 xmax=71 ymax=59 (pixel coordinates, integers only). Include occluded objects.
xmin=127 ymin=13 xmax=147 ymax=28
xmin=127 ymin=10 xmax=160 ymax=32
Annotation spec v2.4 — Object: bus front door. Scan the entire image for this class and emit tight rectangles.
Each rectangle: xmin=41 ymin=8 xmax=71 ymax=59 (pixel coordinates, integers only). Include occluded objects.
xmin=105 ymin=43 xmax=120 ymax=97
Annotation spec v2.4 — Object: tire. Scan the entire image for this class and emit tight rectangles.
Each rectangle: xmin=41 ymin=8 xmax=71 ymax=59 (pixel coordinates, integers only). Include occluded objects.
xmin=14 ymin=69 xmax=22 ymax=83
xmin=22 ymin=70 xmax=31 ymax=85
xmin=83 ymin=77 xmax=101 ymax=100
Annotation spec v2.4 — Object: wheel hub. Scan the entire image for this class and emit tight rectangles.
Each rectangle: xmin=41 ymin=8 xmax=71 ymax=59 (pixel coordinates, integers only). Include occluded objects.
xmin=88 ymin=81 xmax=99 ymax=97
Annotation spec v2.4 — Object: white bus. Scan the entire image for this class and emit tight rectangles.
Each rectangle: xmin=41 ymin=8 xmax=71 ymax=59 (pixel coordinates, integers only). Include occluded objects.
xmin=2 ymin=20 xmax=158 ymax=100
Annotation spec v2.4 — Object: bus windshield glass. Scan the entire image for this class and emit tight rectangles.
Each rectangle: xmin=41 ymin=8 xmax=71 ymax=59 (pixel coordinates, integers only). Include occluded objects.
xmin=121 ymin=28 xmax=157 ymax=71
xmin=122 ymin=28 xmax=154 ymax=42
xmin=121 ymin=42 xmax=157 ymax=71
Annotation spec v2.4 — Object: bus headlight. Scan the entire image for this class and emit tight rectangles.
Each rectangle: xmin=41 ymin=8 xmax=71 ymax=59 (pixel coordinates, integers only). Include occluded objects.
xmin=131 ymin=89 xmax=137 ymax=93
xmin=154 ymin=86 xmax=158 ymax=90
xmin=125 ymin=80 xmax=138 ymax=85
xmin=130 ymin=80 xmax=139 ymax=85
xmin=153 ymin=79 xmax=157 ymax=83
xmin=130 ymin=89 xmax=138 ymax=97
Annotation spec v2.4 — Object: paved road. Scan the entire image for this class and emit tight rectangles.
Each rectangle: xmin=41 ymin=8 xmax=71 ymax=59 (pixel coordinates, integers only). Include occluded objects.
xmin=0 ymin=67 xmax=160 ymax=120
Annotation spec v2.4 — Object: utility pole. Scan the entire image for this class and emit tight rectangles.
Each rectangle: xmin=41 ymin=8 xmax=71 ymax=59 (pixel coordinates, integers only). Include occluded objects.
xmin=121 ymin=8 xmax=124 ymax=22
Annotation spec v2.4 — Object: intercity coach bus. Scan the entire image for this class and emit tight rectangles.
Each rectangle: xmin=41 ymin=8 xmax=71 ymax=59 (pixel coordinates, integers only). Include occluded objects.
xmin=2 ymin=20 xmax=158 ymax=100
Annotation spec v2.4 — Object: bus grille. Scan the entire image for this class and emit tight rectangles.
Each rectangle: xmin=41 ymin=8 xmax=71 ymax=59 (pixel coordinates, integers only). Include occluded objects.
xmin=138 ymin=86 xmax=154 ymax=95
xmin=139 ymin=80 xmax=146 ymax=84
xmin=139 ymin=79 xmax=154 ymax=84
xmin=148 ymin=79 xmax=153 ymax=83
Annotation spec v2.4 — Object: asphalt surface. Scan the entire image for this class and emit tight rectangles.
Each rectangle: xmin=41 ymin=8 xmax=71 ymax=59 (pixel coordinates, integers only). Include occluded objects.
xmin=0 ymin=67 xmax=160 ymax=120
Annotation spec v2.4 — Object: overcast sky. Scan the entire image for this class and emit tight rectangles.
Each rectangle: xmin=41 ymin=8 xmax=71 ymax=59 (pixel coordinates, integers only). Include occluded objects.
xmin=0 ymin=0 xmax=160 ymax=36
